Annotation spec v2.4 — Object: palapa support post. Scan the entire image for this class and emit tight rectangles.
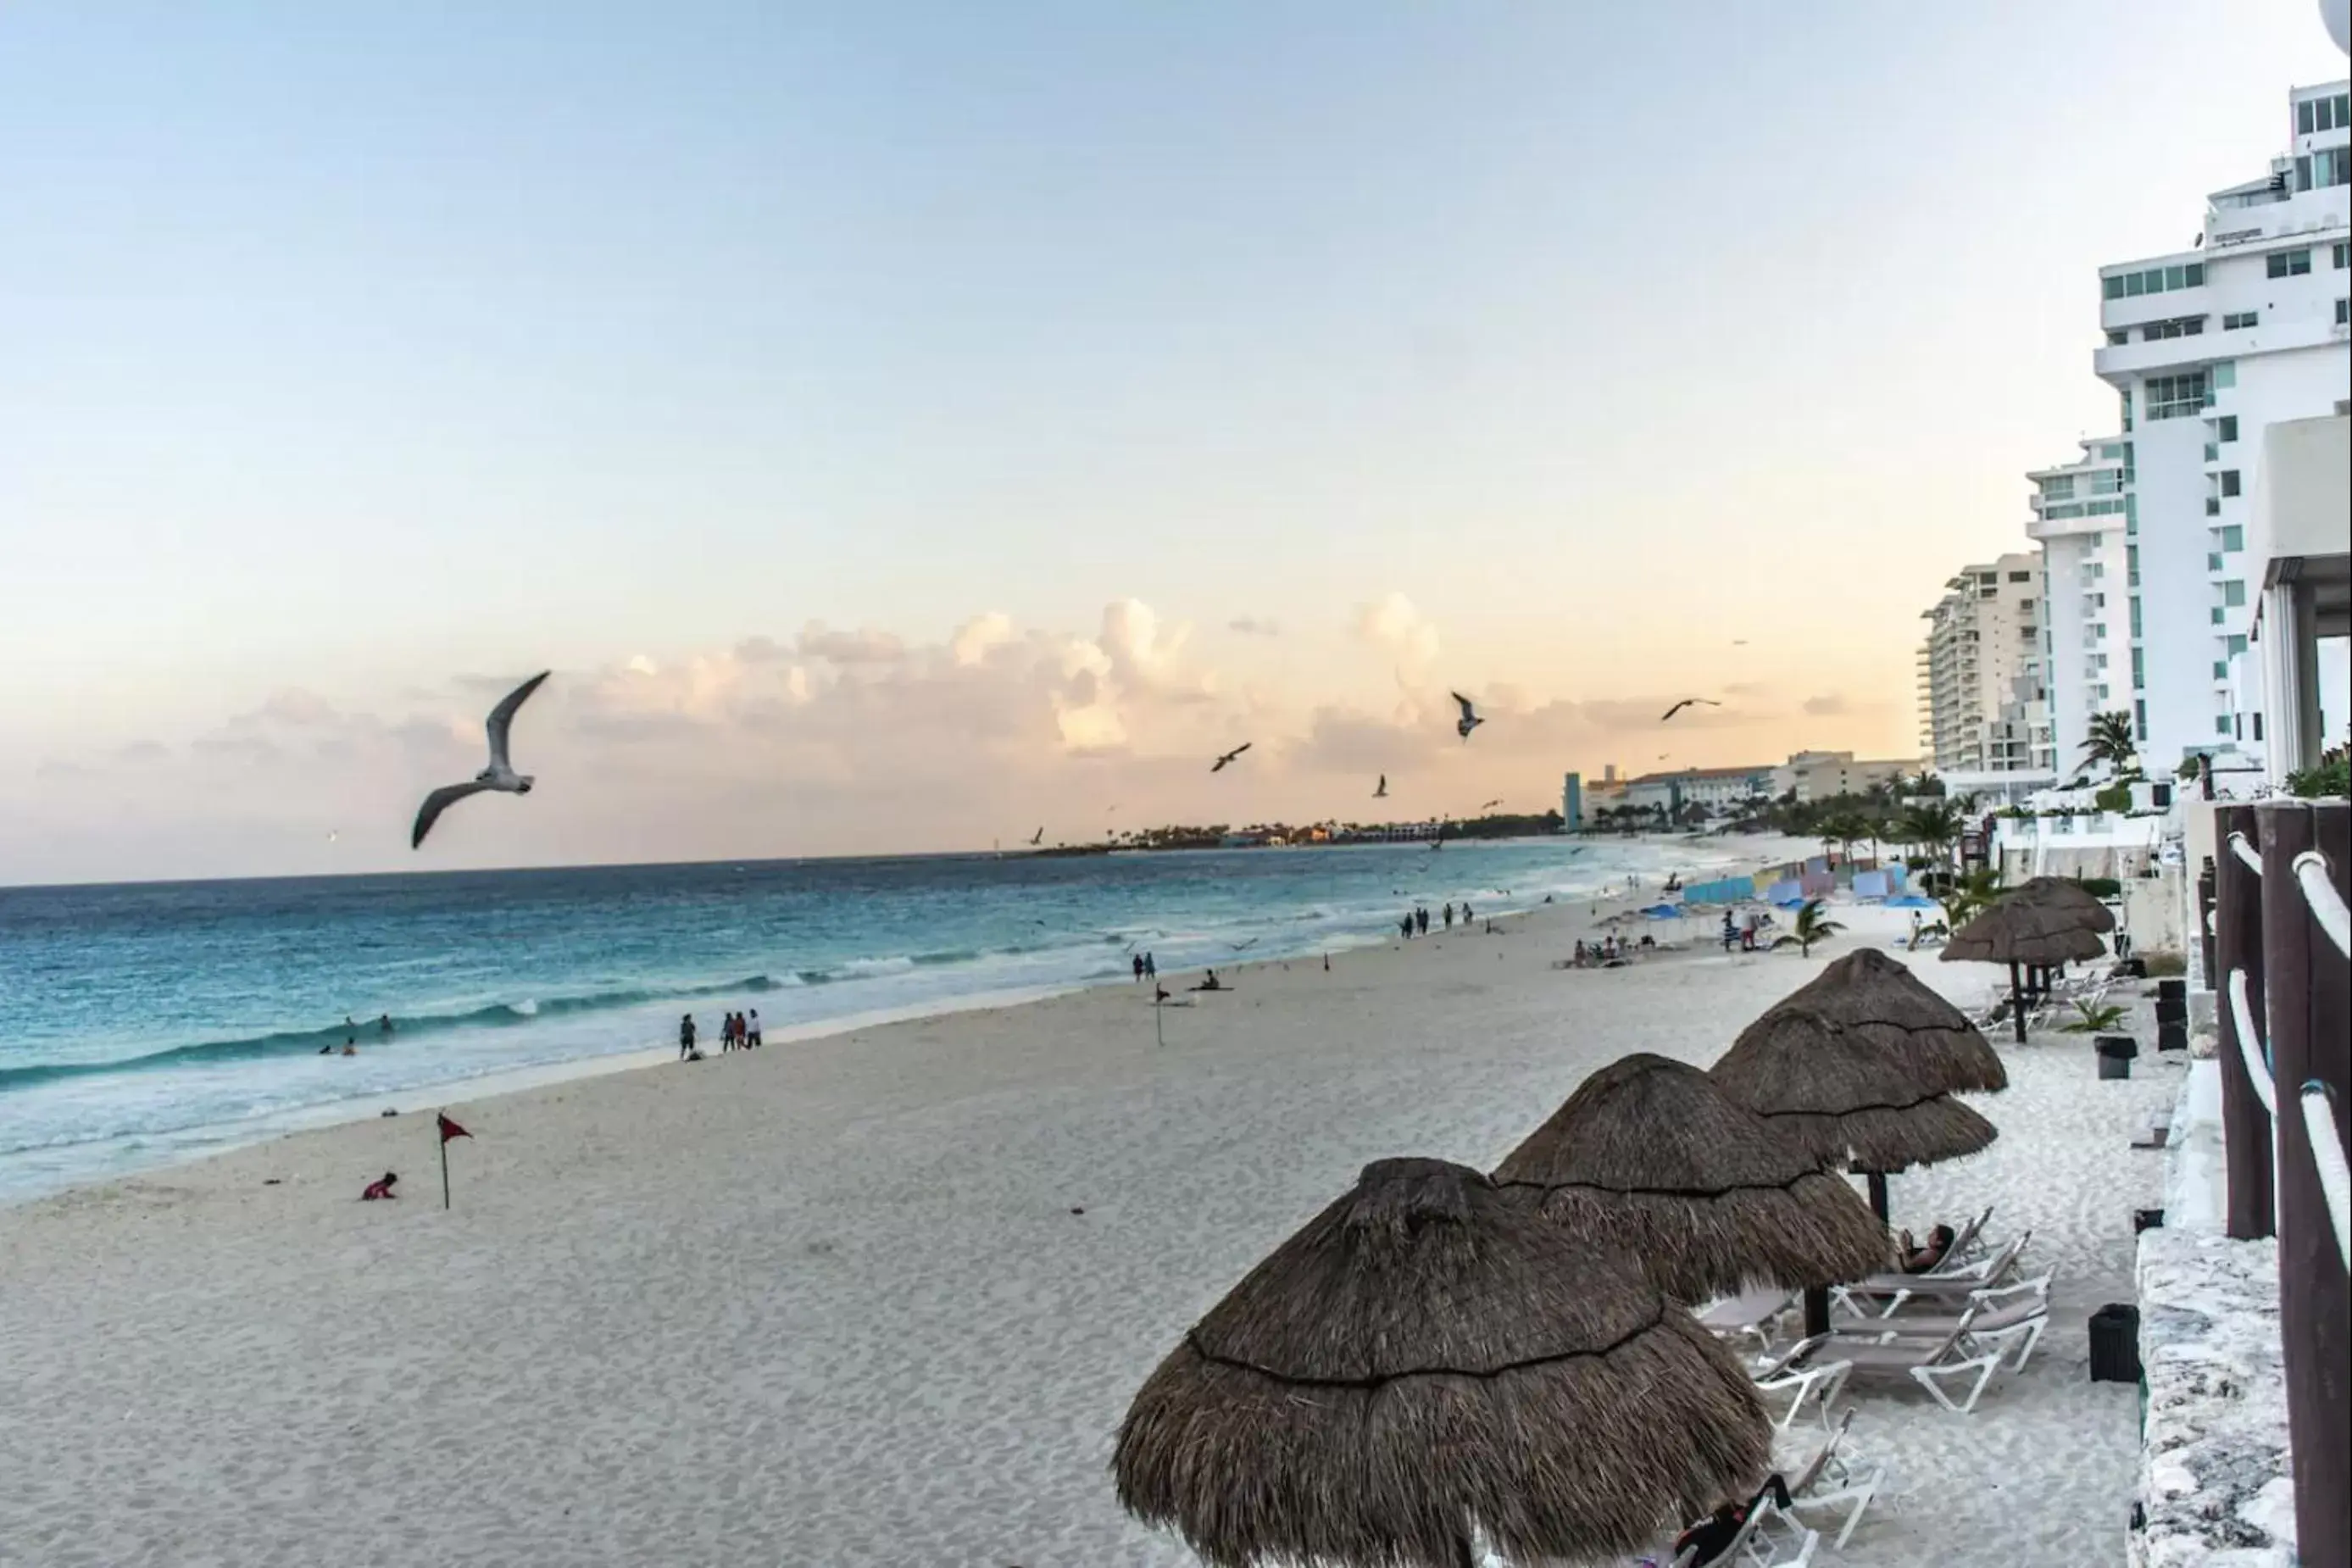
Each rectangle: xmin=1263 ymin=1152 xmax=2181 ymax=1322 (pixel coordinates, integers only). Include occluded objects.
xmin=2215 ymin=804 xmax=2273 ymax=1241
xmin=2006 ymin=959 xmax=2027 ymax=1043
xmin=2260 ymin=801 xmax=2349 ymax=1568
xmin=1866 ymin=1170 xmax=1890 ymax=1223
xmin=1802 ymin=1284 xmax=1831 ymax=1340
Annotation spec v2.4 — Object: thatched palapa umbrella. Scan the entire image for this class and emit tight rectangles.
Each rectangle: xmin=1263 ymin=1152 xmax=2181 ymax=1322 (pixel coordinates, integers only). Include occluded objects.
xmin=1114 ymin=1158 xmax=1771 ymax=1568
xmin=2008 ymin=876 xmax=2118 ymax=931
xmin=1714 ymin=1006 xmax=1997 ymax=1229
xmin=1772 ymin=947 xmax=2007 ymax=1097
xmin=1940 ymin=896 xmax=2109 ymax=1043
xmin=1493 ymin=1053 xmax=1891 ymax=1305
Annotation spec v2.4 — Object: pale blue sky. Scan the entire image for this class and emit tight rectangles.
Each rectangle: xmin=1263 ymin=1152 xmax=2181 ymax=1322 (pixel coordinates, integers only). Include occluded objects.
xmin=2 ymin=3 xmax=2344 ymax=880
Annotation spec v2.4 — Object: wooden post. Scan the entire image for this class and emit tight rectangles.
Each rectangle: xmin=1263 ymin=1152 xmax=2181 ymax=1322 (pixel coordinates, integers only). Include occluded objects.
xmin=439 ymin=1129 xmax=452 ymax=1211
xmin=2216 ymin=804 xmax=2274 ymax=1240
xmin=2197 ymin=854 xmax=2219 ymax=993
xmin=2007 ymin=960 xmax=2027 ymax=1044
xmin=1802 ymin=1285 xmax=1830 ymax=1340
xmin=2261 ymin=801 xmax=2349 ymax=1568
xmin=1866 ymin=1171 xmax=1890 ymax=1223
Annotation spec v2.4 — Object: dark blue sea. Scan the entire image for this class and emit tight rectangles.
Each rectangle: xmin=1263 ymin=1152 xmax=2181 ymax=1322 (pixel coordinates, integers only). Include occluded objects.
xmin=0 ymin=838 xmax=1721 ymax=1202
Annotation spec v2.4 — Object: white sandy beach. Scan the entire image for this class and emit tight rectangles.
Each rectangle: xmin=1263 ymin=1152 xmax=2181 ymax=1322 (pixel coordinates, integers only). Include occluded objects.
xmin=0 ymin=860 xmax=2178 ymax=1568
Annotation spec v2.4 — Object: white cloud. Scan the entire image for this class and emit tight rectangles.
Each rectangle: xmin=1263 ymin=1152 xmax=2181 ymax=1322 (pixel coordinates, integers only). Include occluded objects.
xmin=1353 ymin=592 xmax=1440 ymax=669
xmin=950 ymin=611 xmax=1015 ymax=666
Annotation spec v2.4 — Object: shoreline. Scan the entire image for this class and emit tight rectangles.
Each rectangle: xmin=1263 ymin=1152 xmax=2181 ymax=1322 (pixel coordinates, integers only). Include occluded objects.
xmin=0 ymin=851 xmax=2166 ymax=1568
xmin=0 ymin=832 xmax=1788 ymax=1209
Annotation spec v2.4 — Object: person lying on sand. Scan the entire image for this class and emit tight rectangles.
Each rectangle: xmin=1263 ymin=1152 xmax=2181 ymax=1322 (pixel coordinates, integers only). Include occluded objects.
xmin=1897 ymin=1223 xmax=1956 ymax=1273
xmin=361 ymin=1171 xmax=398 ymax=1201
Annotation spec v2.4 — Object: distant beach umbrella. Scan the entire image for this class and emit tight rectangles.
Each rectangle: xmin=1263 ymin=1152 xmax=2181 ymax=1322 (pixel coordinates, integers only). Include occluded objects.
xmin=1768 ymin=948 xmax=2007 ymax=1095
xmin=1113 ymin=1157 xmax=1770 ymax=1568
xmin=1939 ymin=898 xmax=2109 ymax=1043
xmin=1493 ymin=1054 xmax=1891 ymax=1304
xmin=1713 ymin=1007 xmax=1995 ymax=1224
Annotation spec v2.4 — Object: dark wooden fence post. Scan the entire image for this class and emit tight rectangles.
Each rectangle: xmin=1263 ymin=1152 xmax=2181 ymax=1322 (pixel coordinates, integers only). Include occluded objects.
xmin=2197 ymin=854 xmax=2219 ymax=987
xmin=2263 ymin=800 xmax=2349 ymax=1568
xmin=2216 ymin=804 xmax=2273 ymax=1240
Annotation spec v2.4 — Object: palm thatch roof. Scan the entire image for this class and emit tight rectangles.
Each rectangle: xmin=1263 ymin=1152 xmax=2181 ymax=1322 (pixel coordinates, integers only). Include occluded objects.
xmin=2007 ymin=876 xmax=2120 ymax=933
xmin=1711 ymin=1008 xmax=1999 ymax=1172
xmin=1114 ymin=1157 xmax=1771 ymax=1568
xmin=1493 ymin=1054 xmax=1892 ymax=1302
xmin=1940 ymin=898 xmax=2110 ymax=965
xmin=1771 ymin=948 xmax=2008 ymax=1094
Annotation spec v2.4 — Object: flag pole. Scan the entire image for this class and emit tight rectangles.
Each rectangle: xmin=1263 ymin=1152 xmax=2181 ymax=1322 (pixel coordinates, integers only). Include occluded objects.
xmin=439 ymin=1114 xmax=451 ymax=1210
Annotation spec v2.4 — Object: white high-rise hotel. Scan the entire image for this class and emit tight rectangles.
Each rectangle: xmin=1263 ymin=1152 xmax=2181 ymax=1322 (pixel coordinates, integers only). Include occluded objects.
xmin=2029 ymin=80 xmax=2349 ymax=776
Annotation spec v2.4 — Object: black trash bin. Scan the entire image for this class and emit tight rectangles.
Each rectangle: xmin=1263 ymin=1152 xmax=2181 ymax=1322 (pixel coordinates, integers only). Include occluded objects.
xmin=2097 ymin=1035 xmax=2138 ymax=1080
xmin=2089 ymin=1304 xmax=2142 ymax=1382
xmin=2134 ymin=1207 xmax=2166 ymax=1233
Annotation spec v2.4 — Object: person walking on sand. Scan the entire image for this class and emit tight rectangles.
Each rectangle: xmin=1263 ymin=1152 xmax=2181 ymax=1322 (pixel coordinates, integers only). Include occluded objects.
xmin=1400 ymin=912 xmax=1415 ymax=941
xmin=1442 ymin=902 xmax=1454 ymax=930
xmin=1415 ymin=906 xmax=1429 ymax=936
xmin=1460 ymin=901 xmax=1473 ymax=924
xmin=1132 ymin=954 xmax=1145 ymax=982
xmin=747 ymin=1009 xmax=761 ymax=1048
xmin=679 ymin=1013 xmax=698 ymax=1061
xmin=1143 ymin=952 xmax=1156 ymax=981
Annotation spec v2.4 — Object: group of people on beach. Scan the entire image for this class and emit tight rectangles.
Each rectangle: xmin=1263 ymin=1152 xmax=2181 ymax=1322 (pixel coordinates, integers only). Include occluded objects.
xmin=1718 ymin=909 xmax=1771 ymax=953
xmin=677 ymin=1009 xmax=761 ymax=1061
xmin=1128 ymin=952 xmax=1158 ymax=981
xmin=1398 ymin=900 xmax=1473 ymax=940
xmin=1568 ymin=933 xmax=1653 ymax=967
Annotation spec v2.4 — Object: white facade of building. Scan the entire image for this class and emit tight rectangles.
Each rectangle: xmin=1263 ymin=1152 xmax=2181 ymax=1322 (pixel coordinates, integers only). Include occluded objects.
xmin=1619 ymin=766 xmax=1775 ymax=815
xmin=2050 ymin=80 xmax=2351 ymax=775
xmin=1918 ymin=553 xmax=2056 ymax=788
xmin=1775 ymin=751 xmax=1923 ymax=803
xmin=2249 ymin=412 xmax=2352 ymax=784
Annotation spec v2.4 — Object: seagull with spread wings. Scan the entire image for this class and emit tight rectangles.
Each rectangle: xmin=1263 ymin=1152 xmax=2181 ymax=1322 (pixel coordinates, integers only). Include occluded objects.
xmin=1451 ymin=692 xmax=1484 ymax=741
xmin=1211 ymin=742 xmax=1252 ymax=772
xmin=411 ymin=672 xmax=550 ymax=849
xmin=1660 ymin=698 xmax=1721 ymax=722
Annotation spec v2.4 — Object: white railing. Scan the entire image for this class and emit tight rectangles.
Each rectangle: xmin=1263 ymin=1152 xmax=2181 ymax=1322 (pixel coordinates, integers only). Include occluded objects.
xmin=2221 ymin=834 xmax=2349 ymax=1272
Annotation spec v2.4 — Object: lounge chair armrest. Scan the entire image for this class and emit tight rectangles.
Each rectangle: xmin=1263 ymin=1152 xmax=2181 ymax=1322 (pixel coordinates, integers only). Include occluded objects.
xmin=1970 ymin=1271 xmax=2052 ymax=1304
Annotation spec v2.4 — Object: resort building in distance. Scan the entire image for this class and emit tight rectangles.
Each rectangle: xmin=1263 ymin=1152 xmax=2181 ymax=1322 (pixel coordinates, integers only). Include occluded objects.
xmin=1918 ymin=553 xmax=2056 ymax=801
xmin=1924 ymin=76 xmax=2350 ymax=791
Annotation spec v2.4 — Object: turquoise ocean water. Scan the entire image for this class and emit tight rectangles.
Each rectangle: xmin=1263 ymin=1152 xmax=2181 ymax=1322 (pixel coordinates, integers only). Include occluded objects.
xmin=0 ymin=837 xmax=1732 ymax=1203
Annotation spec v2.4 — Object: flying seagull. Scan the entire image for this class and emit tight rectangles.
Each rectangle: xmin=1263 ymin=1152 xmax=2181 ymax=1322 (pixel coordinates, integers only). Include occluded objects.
xmin=1660 ymin=698 xmax=1722 ymax=722
xmin=1451 ymin=692 xmax=1483 ymax=741
xmin=1211 ymin=742 xmax=1253 ymax=772
xmin=1029 ymin=826 xmax=1044 ymax=846
xmin=1479 ymin=798 xmax=1503 ymax=811
xmin=410 ymin=671 xmax=550 ymax=849
xmin=1373 ymin=774 xmax=1388 ymax=798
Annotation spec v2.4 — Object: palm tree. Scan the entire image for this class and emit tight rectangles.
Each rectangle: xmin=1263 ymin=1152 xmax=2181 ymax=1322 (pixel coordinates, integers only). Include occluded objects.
xmin=2081 ymin=710 xmax=2138 ymax=776
xmin=1792 ymin=897 xmax=1843 ymax=957
xmin=1938 ymin=868 xmax=2004 ymax=933
xmin=1817 ymin=809 xmax=1870 ymax=866
xmin=1897 ymin=799 xmax=1966 ymax=866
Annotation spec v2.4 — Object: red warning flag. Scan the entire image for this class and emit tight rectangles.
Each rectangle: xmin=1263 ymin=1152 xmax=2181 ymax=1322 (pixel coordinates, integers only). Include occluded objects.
xmin=436 ymin=1112 xmax=471 ymax=1144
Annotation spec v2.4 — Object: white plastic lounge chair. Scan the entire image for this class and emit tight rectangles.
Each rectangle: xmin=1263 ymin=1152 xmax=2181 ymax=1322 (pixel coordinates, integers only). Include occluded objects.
xmin=1808 ymin=1306 xmax=2011 ymax=1415
xmin=1695 ymin=1287 xmax=1797 ymax=1352
xmin=1775 ymin=1410 xmax=1885 ymax=1550
xmin=1833 ymin=1232 xmax=2038 ymax=1319
xmin=1838 ymin=1293 xmax=2051 ymax=1371
xmin=1749 ymin=1335 xmax=1851 ymax=1434
xmin=1669 ymin=1498 xmax=1815 ymax=1568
